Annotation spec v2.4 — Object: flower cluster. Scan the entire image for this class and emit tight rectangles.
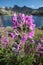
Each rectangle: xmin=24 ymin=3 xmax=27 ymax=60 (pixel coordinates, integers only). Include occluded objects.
xmin=12 ymin=13 xmax=35 ymax=50
xmin=36 ymin=38 xmax=43 ymax=54
xmin=0 ymin=13 xmax=35 ymax=52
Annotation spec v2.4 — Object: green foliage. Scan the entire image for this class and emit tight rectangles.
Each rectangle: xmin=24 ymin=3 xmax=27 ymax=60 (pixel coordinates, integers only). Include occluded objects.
xmin=34 ymin=28 xmax=43 ymax=40
xmin=0 ymin=27 xmax=43 ymax=65
xmin=0 ymin=47 xmax=34 ymax=65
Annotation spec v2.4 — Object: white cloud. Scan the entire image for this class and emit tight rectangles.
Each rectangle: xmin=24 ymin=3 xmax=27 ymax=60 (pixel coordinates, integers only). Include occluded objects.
xmin=30 ymin=5 xmax=35 ymax=8
xmin=41 ymin=5 xmax=43 ymax=7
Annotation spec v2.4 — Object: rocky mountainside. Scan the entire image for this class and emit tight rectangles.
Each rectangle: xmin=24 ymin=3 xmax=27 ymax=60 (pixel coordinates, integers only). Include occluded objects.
xmin=0 ymin=5 xmax=43 ymax=15
xmin=12 ymin=5 xmax=43 ymax=15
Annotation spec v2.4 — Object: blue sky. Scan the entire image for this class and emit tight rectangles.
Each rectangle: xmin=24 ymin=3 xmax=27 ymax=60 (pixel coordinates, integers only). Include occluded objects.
xmin=0 ymin=0 xmax=43 ymax=9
